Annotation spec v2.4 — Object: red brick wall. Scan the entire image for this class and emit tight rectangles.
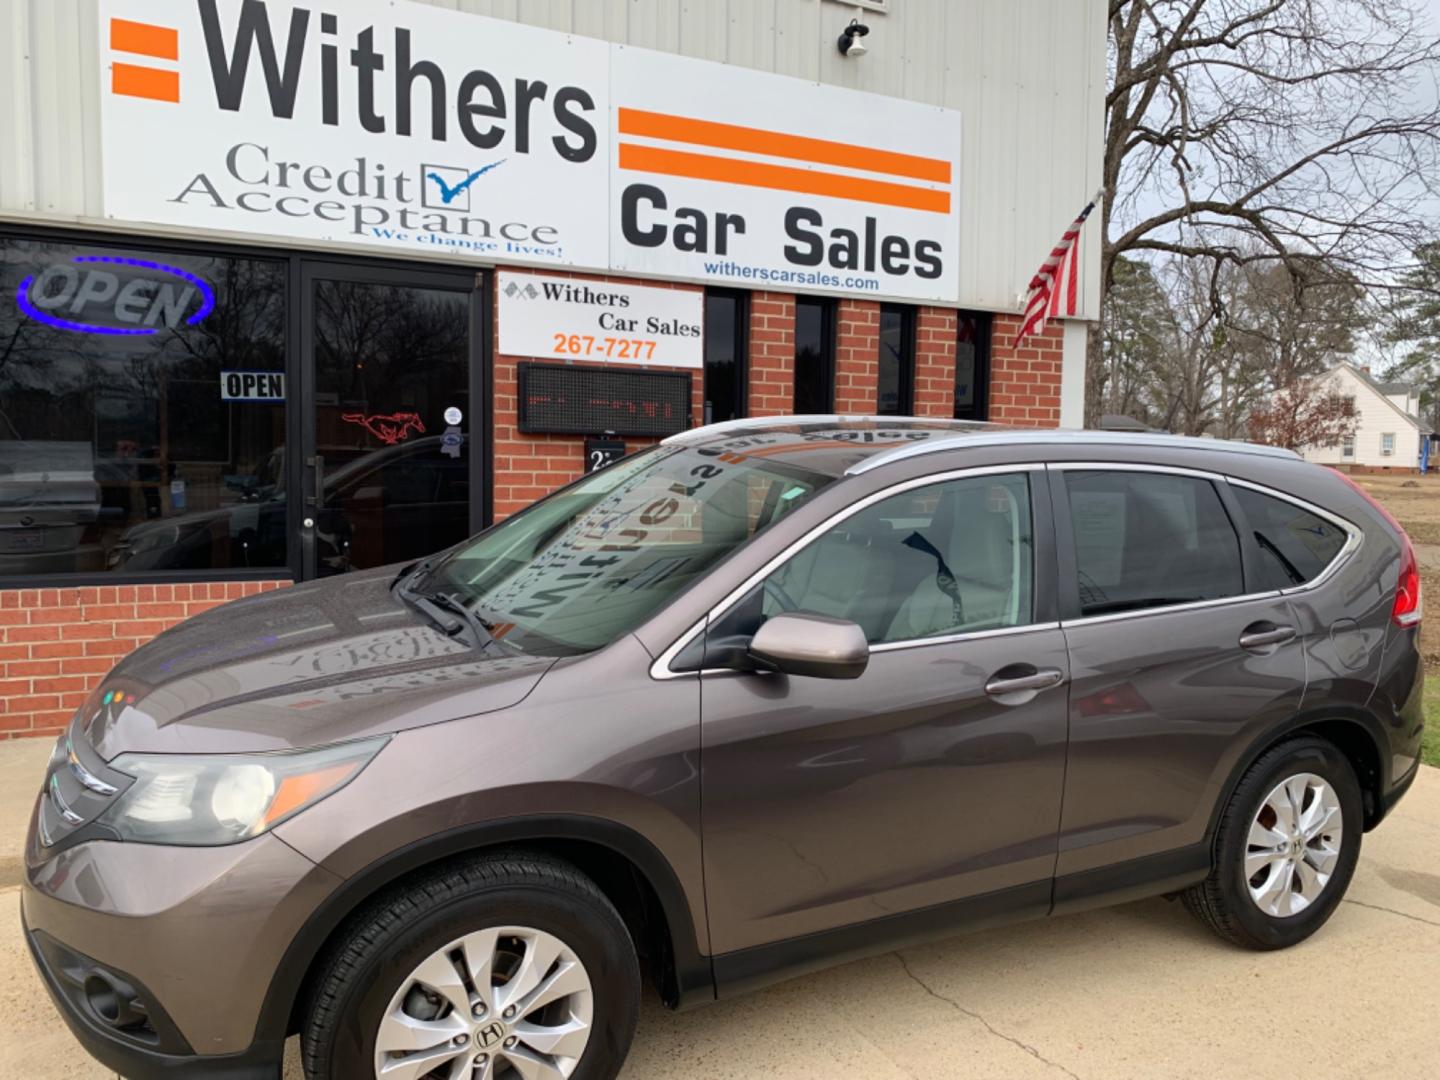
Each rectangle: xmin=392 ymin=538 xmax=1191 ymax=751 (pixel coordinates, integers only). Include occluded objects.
xmin=835 ymin=299 xmax=881 ymax=413
xmin=914 ymin=307 xmax=957 ymax=418
xmin=747 ymin=292 xmax=795 ymax=417
xmin=491 ymin=269 xmax=705 ymax=520
xmin=988 ymin=313 xmax=1064 ymax=427
xmin=0 ymin=581 xmax=290 ymax=740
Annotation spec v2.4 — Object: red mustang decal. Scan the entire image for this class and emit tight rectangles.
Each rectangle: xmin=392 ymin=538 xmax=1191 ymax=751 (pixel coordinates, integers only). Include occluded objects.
xmin=341 ymin=411 xmax=426 ymax=445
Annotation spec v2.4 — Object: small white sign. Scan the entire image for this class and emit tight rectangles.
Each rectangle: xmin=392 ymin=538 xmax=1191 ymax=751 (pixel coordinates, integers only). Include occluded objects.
xmin=498 ymin=271 xmax=703 ymax=368
xmin=221 ymin=370 xmax=285 ymax=401
xmin=444 ymin=406 xmax=463 ymax=425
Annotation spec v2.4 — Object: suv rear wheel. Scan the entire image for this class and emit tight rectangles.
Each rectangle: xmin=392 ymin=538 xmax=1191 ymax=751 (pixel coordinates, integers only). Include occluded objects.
xmin=1184 ymin=735 xmax=1362 ymax=949
xmin=302 ymin=851 xmax=640 ymax=1080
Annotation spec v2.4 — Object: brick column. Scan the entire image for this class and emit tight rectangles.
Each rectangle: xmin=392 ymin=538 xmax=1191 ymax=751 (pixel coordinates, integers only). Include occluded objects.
xmin=988 ymin=314 xmax=1064 ymax=427
xmin=835 ymin=299 xmax=880 ymax=414
xmin=747 ymin=292 xmax=795 ymax=417
xmin=914 ymin=306 xmax=957 ymax=418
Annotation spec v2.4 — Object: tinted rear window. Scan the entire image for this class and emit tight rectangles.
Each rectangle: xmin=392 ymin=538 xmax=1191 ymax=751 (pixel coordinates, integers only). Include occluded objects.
xmin=1233 ymin=486 xmax=1347 ymax=589
xmin=1066 ymin=471 xmax=1244 ymax=616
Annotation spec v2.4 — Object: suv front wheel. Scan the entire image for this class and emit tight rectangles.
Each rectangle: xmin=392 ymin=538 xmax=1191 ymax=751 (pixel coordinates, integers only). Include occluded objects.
xmin=1184 ymin=735 xmax=1362 ymax=949
xmin=302 ymin=851 xmax=641 ymax=1080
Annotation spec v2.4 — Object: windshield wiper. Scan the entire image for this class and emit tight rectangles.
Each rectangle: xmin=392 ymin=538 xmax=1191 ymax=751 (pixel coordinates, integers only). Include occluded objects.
xmin=424 ymin=590 xmax=501 ymax=647
xmin=394 ymin=577 xmax=499 ymax=650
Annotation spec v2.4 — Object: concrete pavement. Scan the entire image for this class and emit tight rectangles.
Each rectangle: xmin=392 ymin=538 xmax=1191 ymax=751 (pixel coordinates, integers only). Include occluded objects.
xmin=3 ymin=735 xmax=1438 ymax=1079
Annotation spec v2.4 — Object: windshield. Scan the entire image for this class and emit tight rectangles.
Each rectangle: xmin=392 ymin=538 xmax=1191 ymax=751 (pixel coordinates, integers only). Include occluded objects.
xmin=419 ymin=443 xmax=836 ymax=655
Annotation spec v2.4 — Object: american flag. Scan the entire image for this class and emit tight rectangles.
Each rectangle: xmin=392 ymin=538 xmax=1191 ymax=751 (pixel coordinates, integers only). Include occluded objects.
xmin=1014 ymin=189 xmax=1103 ymax=347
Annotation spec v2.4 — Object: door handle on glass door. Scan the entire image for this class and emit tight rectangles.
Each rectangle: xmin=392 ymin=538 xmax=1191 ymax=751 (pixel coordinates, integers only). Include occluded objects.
xmin=984 ymin=667 xmax=1065 ymax=697
xmin=1238 ymin=623 xmax=1296 ymax=649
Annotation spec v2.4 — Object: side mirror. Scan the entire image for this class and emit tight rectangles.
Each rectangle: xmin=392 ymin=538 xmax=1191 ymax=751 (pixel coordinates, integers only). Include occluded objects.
xmin=748 ymin=612 xmax=869 ymax=680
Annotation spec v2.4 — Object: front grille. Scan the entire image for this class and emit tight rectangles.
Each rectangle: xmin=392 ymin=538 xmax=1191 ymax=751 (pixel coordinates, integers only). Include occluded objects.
xmin=37 ymin=723 xmax=132 ymax=853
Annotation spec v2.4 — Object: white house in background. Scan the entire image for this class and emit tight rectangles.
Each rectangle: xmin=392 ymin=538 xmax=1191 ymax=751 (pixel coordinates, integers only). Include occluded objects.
xmin=1299 ymin=362 xmax=1429 ymax=471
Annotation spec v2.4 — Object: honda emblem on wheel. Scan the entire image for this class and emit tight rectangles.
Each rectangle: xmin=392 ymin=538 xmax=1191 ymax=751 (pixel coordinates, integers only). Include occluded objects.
xmin=475 ymin=1021 xmax=505 ymax=1049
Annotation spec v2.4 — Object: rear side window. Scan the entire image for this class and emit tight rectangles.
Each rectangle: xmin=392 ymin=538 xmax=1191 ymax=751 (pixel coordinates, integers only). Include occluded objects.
xmin=1232 ymin=486 xmax=1347 ymax=589
xmin=1065 ymin=471 xmax=1243 ymax=617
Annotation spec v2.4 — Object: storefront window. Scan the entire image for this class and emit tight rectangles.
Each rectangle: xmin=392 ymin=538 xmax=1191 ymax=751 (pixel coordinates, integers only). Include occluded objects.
xmin=704 ymin=289 xmax=748 ymax=424
xmin=877 ymin=303 xmax=915 ymax=415
xmin=0 ymin=236 xmax=287 ymax=577
xmin=954 ymin=311 xmax=991 ymax=421
xmin=794 ymin=296 xmax=836 ymax=414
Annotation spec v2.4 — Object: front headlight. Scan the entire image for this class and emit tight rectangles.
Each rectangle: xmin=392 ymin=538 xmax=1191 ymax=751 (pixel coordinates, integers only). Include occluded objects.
xmin=98 ymin=737 xmax=388 ymax=846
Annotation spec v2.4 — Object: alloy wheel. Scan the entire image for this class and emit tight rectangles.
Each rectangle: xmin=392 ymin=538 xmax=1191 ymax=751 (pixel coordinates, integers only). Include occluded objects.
xmin=374 ymin=925 xmax=594 ymax=1080
xmin=1244 ymin=772 xmax=1344 ymax=918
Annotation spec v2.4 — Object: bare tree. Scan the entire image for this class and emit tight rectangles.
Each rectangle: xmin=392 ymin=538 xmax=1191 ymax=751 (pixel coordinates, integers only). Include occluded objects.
xmin=1092 ymin=0 xmax=1440 ymax=423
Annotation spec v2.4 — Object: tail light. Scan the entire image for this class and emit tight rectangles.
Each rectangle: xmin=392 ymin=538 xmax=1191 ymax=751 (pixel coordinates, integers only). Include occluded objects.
xmin=1333 ymin=470 xmax=1422 ymax=627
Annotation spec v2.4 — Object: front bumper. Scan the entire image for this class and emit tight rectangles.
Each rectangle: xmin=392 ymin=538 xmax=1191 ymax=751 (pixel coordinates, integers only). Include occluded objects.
xmin=22 ymin=797 xmax=342 ymax=1071
xmin=24 ymin=924 xmax=283 ymax=1079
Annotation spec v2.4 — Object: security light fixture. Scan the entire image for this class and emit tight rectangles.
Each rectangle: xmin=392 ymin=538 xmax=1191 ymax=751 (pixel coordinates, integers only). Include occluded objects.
xmin=838 ymin=17 xmax=870 ymax=57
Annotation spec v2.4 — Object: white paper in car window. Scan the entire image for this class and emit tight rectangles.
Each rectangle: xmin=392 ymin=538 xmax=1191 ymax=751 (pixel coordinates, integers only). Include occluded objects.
xmin=1071 ymin=490 xmax=1126 ymax=587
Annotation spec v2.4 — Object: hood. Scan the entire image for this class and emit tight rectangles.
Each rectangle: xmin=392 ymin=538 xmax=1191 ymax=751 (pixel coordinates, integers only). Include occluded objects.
xmin=80 ymin=567 xmax=555 ymax=758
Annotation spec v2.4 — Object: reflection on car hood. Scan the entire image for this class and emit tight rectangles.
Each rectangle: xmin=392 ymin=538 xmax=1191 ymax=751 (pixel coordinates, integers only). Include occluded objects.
xmin=80 ymin=567 xmax=555 ymax=758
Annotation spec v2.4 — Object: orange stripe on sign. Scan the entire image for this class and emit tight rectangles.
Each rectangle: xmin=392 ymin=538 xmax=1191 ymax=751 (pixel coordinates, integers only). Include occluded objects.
xmin=618 ymin=107 xmax=952 ymax=184
xmin=112 ymin=62 xmax=180 ymax=103
xmin=618 ymin=143 xmax=951 ymax=215
xmin=110 ymin=18 xmax=179 ymax=61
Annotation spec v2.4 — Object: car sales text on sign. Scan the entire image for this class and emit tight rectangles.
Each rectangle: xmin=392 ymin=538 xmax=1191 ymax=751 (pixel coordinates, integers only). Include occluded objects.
xmin=499 ymin=271 xmax=702 ymax=368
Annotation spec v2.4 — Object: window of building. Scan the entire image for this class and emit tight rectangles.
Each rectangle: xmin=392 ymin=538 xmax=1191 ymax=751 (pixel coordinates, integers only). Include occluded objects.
xmin=1232 ymin=486 xmax=1348 ymax=590
xmin=1 ymin=235 xmax=287 ymax=578
xmin=707 ymin=472 xmax=1034 ymax=647
xmin=877 ymin=303 xmax=915 ymax=415
xmin=1064 ymin=470 xmax=1243 ymax=617
xmin=953 ymin=312 xmax=992 ymax=421
xmin=703 ymin=289 xmax=748 ymax=424
xmin=793 ymin=296 xmax=836 ymax=414
xmin=1381 ymin=432 xmax=1396 ymax=456
xmin=1342 ymin=435 xmax=1355 ymax=458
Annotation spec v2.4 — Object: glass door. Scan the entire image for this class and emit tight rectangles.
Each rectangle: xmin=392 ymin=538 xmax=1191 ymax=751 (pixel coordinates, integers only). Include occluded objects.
xmin=298 ymin=263 xmax=481 ymax=579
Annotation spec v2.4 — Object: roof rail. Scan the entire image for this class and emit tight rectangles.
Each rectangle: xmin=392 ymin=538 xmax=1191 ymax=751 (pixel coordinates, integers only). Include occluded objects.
xmin=845 ymin=429 xmax=1300 ymax=475
xmin=660 ymin=415 xmax=991 ymax=446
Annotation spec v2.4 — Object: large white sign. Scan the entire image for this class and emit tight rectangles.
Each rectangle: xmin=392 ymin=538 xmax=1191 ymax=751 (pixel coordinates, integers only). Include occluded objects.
xmin=609 ymin=48 xmax=961 ymax=303
xmin=98 ymin=0 xmax=962 ymax=303
xmin=498 ymin=271 xmax=702 ymax=368
xmin=99 ymin=0 xmax=609 ymax=268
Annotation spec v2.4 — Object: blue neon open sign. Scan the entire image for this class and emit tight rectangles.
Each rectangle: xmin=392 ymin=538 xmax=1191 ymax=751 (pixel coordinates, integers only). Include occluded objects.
xmin=15 ymin=255 xmax=215 ymax=336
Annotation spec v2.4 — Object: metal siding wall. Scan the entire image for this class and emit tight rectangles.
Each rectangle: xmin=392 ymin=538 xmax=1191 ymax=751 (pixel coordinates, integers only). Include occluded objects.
xmin=0 ymin=0 xmax=1106 ymax=317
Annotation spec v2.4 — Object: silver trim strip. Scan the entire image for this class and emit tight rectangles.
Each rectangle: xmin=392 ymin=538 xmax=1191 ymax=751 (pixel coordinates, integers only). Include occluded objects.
xmin=1059 ymin=591 xmax=1283 ymax=628
xmin=48 ymin=775 xmax=84 ymax=826
xmin=649 ymin=463 xmax=1044 ymax=680
xmin=869 ymin=621 xmax=1061 ymax=653
xmin=67 ymin=738 xmax=117 ymax=796
xmin=847 ymin=429 xmax=1299 ymax=476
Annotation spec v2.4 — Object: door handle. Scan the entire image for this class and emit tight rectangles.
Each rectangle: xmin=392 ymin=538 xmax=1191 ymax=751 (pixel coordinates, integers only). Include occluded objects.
xmin=305 ymin=454 xmax=324 ymax=509
xmin=1238 ymin=623 xmax=1296 ymax=649
xmin=985 ymin=667 xmax=1065 ymax=697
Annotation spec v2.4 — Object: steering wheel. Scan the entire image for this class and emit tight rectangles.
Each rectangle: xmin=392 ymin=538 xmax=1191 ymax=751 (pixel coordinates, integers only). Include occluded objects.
xmin=762 ymin=577 xmax=801 ymax=614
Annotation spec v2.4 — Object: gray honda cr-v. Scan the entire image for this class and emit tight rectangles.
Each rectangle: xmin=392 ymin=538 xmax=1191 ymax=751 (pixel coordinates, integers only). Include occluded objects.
xmin=24 ymin=418 xmax=1425 ymax=1080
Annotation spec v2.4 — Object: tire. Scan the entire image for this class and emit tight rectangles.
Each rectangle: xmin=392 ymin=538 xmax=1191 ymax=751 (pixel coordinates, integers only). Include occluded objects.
xmin=301 ymin=851 xmax=641 ymax=1080
xmin=1183 ymin=735 xmax=1362 ymax=949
